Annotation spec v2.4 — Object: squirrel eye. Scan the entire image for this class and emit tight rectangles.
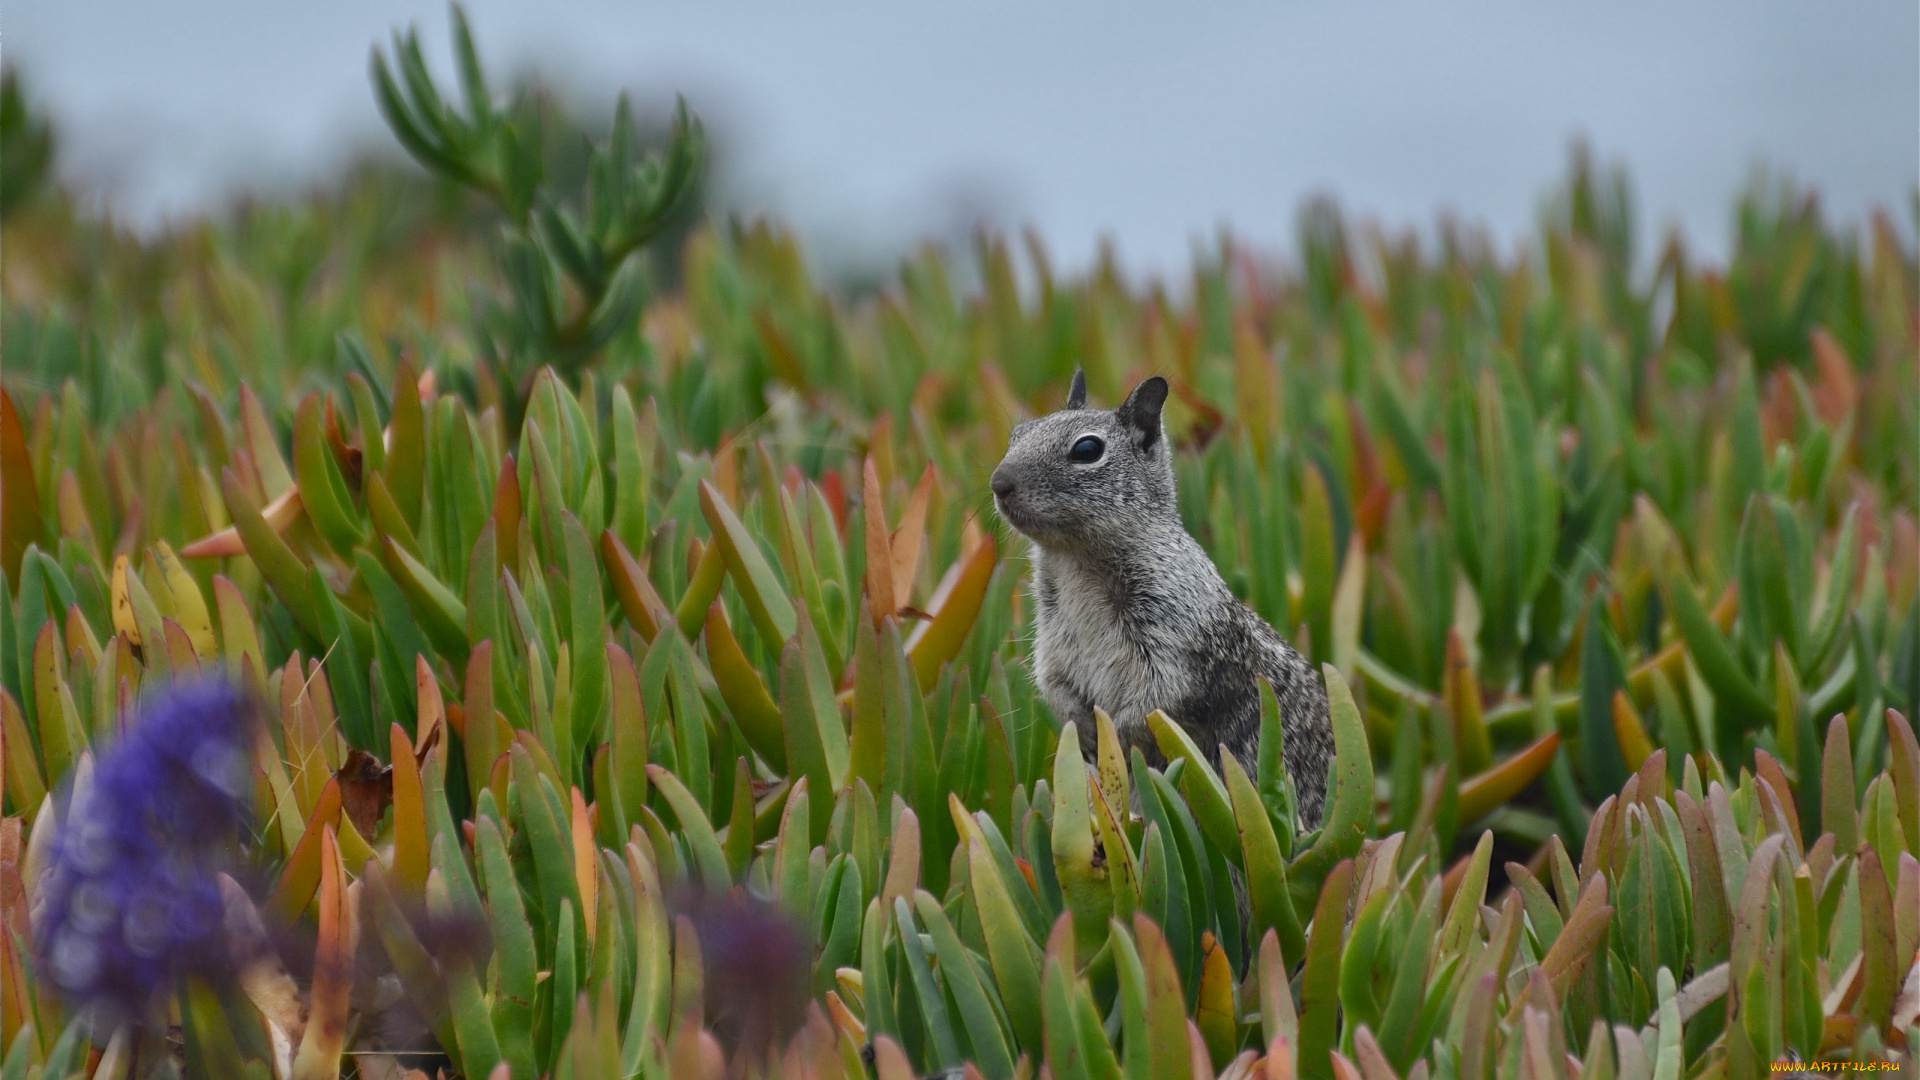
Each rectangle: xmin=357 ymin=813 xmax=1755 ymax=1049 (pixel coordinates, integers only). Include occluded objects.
xmin=1068 ymin=435 xmax=1105 ymax=463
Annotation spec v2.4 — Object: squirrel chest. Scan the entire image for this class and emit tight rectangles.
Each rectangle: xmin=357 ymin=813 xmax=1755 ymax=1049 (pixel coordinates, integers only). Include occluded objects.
xmin=1027 ymin=547 xmax=1196 ymax=742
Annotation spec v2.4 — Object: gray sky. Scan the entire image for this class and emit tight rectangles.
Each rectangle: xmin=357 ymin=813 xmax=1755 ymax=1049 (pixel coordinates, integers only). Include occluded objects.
xmin=7 ymin=1 xmax=1917 ymax=278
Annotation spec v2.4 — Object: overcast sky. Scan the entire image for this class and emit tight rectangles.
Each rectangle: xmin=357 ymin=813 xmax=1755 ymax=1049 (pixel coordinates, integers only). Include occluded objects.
xmin=7 ymin=1 xmax=1916 ymax=278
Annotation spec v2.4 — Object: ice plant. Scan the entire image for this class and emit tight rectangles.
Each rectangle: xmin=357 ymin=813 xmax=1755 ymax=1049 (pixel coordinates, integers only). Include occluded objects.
xmin=33 ymin=678 xmax=255 ymax=1031
xmin=0 ymin=7 xmax=1914 ymax=1075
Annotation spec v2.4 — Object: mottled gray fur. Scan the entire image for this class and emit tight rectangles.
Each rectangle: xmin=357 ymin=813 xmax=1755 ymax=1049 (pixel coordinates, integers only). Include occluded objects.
xmin=990 ymin=371 xmax=1336 ymax=828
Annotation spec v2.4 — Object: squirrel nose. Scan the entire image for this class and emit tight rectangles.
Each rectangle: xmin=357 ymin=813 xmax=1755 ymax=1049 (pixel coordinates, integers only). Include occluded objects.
xmin=990 ymin=468 xmax=1016 ymax=498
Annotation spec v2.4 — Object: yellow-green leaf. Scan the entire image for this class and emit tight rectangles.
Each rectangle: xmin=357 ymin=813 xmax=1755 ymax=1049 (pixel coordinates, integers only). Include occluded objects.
xmin=700 ymin=479 xmax=797 ymax=646
xmin=1456 ymin=732 xmax=1563 ymax=826
xmin=704 ymin=602 xmax=786 ymax=773
xmin=905 ymin=536 xmax=997 ymax=692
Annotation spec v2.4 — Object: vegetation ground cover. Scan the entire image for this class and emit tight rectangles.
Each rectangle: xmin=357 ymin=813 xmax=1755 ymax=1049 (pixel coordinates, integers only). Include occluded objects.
xmin=0 ymin=12 xmax=1916 ymax=1078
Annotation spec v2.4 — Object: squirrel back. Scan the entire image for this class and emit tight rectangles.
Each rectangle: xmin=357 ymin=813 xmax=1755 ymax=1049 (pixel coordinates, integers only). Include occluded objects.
xmin=990 ymin=371 xmax=1335 ymax=828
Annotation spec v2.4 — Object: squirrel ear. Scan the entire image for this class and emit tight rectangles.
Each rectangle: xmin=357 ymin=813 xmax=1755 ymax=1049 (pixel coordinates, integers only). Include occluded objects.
xmin=1115 ymin=376 xmax=1169 ymax=451
xmin=1066 ymin=368 xmax=1087 ymax=409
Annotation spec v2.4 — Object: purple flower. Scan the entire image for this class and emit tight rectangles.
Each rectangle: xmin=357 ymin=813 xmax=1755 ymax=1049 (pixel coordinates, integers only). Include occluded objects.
xmin=34 ymin=677 xmax=255 ymax=1029
xmin=675 ymin=886 xmax=811 ymax=1064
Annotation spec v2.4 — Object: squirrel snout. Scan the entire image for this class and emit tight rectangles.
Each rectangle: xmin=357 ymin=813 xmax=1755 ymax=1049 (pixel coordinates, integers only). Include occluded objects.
xmin=990 ymin=468 xmax=1016 ymax=498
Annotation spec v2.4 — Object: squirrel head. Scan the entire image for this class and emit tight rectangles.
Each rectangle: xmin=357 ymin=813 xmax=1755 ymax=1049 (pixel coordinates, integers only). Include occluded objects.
xmin=990 ymin=370 xmax=1175 ymax=550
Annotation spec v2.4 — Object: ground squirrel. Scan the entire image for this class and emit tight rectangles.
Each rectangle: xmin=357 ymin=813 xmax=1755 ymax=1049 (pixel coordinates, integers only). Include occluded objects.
xmin=990 ymin=370 xmax=1336 ymax=829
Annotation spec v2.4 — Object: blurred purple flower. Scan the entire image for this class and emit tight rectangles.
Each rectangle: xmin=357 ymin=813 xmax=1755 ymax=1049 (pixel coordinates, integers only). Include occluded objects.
xmin=675 ymin=886 xmax=811 ymax=1065
xmin=34 ymin=677 xmax=255 ymax=1029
